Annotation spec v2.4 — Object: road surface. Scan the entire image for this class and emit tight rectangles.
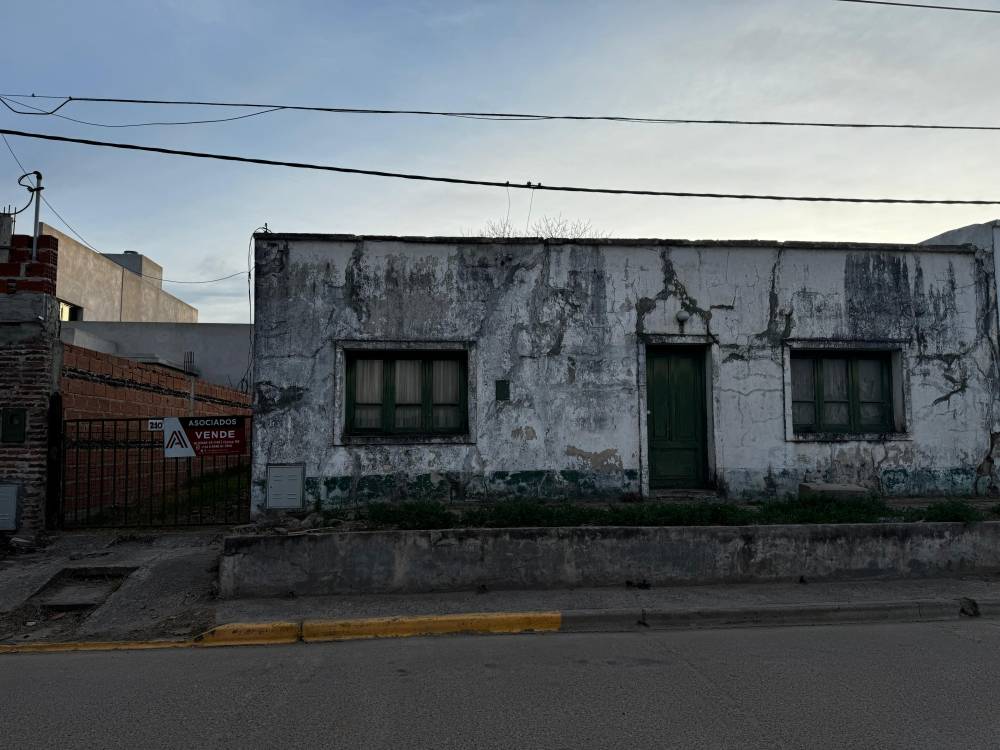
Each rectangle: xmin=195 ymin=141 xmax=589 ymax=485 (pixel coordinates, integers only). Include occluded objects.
xmin=4 ymin=620 xmax=1000 ymax=748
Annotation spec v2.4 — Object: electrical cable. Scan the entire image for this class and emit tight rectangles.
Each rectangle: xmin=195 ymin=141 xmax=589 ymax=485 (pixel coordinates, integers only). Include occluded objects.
xmin=835 ymin=0 xmax=1000 ymax=13
xmin=2 ymin=132 xmax=248 ymax=283
xmin=7 ymin=188 xmax=34 ymax=215
xmin=2 ymin=135 xmax=37 ymax=215
xmin=7 ymin=172 xmax=38 ymax=214
xmin=2 ymin=126 xmax=999 ymax=206
xmin=0 ymin=96 xmax=71 ymax=115
xmin=1 ymin=95 xmax=284 ymax=128
xmin=238 ymin=225 xmax=268 ymax=393
xmin=524 ymin=184 xmax=535 ymax=234
xmin=5 ymin=93 xmax=1000 ymax=132
xmin=2 ymin=133 xmax=28 ymax=172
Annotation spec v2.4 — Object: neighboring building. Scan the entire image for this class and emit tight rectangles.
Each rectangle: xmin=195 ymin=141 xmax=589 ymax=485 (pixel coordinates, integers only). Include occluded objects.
xmin=34 ymin=223 xmax=250 ymax=389
xmin=250 ymin=225 xmax=1000 ymax=512
xmin=60 ymin=322 xmax=252 ymax=389
xmin=0 ymin=230 xmax=252 ymax=534
xmin=42 ymin=223 xmax=197 ymax=323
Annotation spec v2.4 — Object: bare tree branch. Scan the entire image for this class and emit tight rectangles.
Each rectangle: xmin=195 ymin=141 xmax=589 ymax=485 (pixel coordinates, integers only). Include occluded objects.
xmin=464 ymin=214 xmax=612 ymax=239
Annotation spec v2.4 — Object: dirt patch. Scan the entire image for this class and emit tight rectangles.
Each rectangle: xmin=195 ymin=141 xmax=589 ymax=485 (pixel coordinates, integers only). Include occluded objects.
xmin=0 ymin=567 xmax=134 ymax=643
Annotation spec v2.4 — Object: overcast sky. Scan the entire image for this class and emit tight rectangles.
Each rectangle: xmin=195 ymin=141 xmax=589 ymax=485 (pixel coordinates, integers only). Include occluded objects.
xmin=2 ymin=0 xmax=999 ymax=321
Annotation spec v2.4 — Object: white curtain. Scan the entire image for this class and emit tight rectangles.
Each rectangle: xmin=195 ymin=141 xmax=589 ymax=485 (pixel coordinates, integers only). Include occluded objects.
xmin=432 ymin=359 xmax=461 ymax=429
xmin=395 ymin=360 xmax=422 ymax=428
xmin=354 ymin=359 xmax=382 ymax=428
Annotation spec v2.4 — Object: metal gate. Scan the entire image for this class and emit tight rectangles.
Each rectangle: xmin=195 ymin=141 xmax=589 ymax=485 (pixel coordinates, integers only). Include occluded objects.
xmin=59 ymin=418 xmax=251 ymax=528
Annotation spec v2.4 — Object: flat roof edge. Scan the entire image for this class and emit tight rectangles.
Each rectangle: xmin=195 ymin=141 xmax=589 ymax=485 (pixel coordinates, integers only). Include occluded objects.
xmin=254 ymin=233 xmax=977 ymax=253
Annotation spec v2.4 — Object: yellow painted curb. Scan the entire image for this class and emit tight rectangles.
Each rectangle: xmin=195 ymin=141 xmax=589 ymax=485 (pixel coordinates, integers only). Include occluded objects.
xmin=0 ymin=612 xmax=560 ymax=654
xmin=302 ymin=611 xmax=562 ymax=642
xmin=193 ymin=621 xmax=302 ymax=647
xmin=0 ymin=639 xmax=190 ymax=655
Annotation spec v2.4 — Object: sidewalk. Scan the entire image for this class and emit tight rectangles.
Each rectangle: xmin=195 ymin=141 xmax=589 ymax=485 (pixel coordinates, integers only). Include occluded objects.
xmin=3 ymin=529 xmax=1000 ymax=649
xmin=1 ymin=530 xmax=222 ymax=644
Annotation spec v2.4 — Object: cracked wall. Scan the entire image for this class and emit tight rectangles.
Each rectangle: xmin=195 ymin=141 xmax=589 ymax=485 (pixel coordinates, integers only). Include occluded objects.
xmin=251 ymin=234 xmax=1000 ymax=510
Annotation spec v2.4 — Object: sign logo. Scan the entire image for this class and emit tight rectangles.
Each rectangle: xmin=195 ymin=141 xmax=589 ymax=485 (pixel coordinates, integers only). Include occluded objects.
xmin=163 ymin=416 xmax=247 ymax=459
xmin=165 ymin=430 xmax=190 ymax=450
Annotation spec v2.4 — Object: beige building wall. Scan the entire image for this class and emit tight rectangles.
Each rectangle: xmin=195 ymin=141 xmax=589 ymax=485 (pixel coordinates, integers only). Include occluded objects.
xmin=44 ymin=223 xmax=197 ymax=323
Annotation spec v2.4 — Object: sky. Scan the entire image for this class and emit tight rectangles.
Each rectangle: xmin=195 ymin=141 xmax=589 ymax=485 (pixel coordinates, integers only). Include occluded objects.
xmin=2 ymin=0 xmax=999 ymax=322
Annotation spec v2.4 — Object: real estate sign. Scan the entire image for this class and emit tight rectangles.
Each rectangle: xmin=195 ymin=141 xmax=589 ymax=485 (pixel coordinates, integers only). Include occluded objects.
xmin=163 ymin=416 xmax=247 ymax=458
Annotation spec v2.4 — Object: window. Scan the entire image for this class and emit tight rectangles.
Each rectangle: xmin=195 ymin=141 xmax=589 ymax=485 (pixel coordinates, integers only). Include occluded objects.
xmin=58 ymin=301 xmax=82 ymax=321
xmin=791 ymin=352 xmax=893 ymax=434
xmin=345 ymin=351 xmax=468 ymax=436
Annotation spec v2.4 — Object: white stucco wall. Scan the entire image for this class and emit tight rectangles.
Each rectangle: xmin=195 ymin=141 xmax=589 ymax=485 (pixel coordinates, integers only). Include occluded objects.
xmin=251 ymin=233 xmax=1000 ymax=511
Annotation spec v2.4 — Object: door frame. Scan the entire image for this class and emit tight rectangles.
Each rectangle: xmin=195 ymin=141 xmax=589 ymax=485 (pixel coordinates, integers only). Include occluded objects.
xmin=637 ymin=336 xmax=717 ymax=496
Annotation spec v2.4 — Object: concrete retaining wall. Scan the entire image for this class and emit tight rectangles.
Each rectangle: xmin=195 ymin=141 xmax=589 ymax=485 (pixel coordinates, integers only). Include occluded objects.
xmin=218 ymin=522 xmax=1000 ymax=598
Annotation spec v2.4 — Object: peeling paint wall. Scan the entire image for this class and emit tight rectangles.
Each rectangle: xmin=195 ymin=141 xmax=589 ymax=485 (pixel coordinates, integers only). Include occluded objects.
xmin=251 ymin=232 xmax=1000 ymax=511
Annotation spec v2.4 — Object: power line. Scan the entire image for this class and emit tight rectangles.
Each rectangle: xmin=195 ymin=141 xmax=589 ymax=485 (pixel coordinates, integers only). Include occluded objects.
xmin=835 ymin=0 xmax=1000 ymax=13
xmin=41 ymin=195 xmax=98 ymax=249
xmin=2 ymin=133 xmax=28 ymax=172
xmin=2 ymin=125 xmax=999 ymax=206
xmin=6 ymin=132 xmax=112 ymax=252
xmin=1 ymin=95 xmax=284 ymax=128
xmin=142 ymin=270 xmax=249 ymax=284
xmin=2 ymin=132 xmax=247 ymax=284
xmin=5 ymin=93 xmax=1000 ymax=132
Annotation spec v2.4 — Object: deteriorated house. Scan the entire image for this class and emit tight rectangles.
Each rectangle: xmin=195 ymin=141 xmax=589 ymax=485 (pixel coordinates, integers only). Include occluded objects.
xmin=250 ymin=221 xmax=1000 ymax=512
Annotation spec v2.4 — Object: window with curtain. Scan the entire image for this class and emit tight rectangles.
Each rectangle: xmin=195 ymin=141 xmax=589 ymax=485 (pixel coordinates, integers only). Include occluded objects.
xmin=345 ymin=351 xmax=468 ymax=436
xmin=791 ymin=351 xmax=893 ymax=434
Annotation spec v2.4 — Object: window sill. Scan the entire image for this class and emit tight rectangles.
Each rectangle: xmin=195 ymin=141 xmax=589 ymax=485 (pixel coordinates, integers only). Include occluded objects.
xmin=340 ymin=434 xmax=475 ymax=446
xmin=787 ymin=432 xmax=911 ymax=443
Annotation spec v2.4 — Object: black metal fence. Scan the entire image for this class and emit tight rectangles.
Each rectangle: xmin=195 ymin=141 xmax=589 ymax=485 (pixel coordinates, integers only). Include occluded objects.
xmin=59 ymin=418 xmax=251 ymax=528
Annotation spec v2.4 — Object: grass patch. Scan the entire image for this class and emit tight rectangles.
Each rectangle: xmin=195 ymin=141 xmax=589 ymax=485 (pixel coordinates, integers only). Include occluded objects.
xmin=365 ymin=500 xmax=457 ymax=530
xmin=908 ymin=500 xmax=985 ymax=524
xmin=752 ymin=497 xmax=898 ymax=525
xmin=351 ymin=497 xmax=989 ymax=531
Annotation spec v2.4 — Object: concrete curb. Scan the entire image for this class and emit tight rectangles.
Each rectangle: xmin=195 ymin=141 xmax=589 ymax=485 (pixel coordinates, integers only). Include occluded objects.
xmin=192 ymin=621 xmax=302 ymax=647
xmin=1 ymin=597 xmax=993 ymax=655
xmin=302 ymin=612 xmax=561 ymax=642
xmin=0 ymin=639 xmax=190 ymax=655
xmin=560 ymin=599 xmax=988 ymax=632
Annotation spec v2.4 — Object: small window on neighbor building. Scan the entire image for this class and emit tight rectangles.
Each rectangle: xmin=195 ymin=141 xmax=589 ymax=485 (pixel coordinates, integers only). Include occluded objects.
xmin=58 ymin=301 xmax=82 ymax=321
xmin=791 ymin=352 xmax=893 ymax=434
xmin=345 ymin=351 xmax=468 ymax=436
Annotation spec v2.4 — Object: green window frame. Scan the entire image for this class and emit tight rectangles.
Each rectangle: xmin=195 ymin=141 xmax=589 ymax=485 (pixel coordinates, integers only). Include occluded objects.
xmin=345 ymin=351 xmax=469 ymax=437
xmin=791 ymin=351 xmax=893 ymax=434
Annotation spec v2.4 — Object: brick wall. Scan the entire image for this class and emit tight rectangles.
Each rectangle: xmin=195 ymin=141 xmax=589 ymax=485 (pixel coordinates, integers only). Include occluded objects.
xmin=57 ymin=345 xmax=252 ymax=527
xmin=0 ymin=234 xmax=61 ymax=536
xmin=0 ymin=234 xmax=58 ymax=296
xmin=0 ymin=235 xmax=251 ymax=536
xmin=60 ymin=344 xmax=251 ymax=420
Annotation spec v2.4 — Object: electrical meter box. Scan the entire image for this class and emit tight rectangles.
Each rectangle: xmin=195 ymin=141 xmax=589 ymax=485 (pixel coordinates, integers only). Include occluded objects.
xmin=265 ymin=464 xmax=305 ymax=510
xmin=0 ymin=484 xmax=18 ymax=531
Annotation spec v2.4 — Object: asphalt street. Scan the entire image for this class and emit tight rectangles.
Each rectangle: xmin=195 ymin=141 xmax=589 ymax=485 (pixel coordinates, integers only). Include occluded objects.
xmin=4 ymin=620 xmax=1000 ymax=749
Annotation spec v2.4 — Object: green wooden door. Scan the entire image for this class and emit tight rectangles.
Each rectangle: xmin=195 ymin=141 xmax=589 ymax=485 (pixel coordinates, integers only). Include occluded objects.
xmin=647 ymin=348 xmax=708 ymax=489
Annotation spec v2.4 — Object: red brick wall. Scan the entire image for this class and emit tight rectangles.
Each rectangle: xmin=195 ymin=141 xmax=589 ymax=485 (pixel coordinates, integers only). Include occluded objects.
xmin=2 ymin=230 xmax=253 ymax=532
xmin=0 ymin=234 xmax=58 ymax=296
xmin=60 ymin=344 xmax=251 ymax=420
xmin=57 ymin=346 xmax=253 ymax=526
xmin=0 ymin=234 xmax=60 ymax=535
